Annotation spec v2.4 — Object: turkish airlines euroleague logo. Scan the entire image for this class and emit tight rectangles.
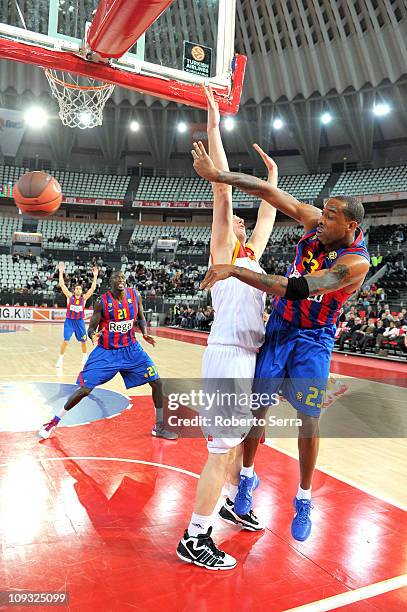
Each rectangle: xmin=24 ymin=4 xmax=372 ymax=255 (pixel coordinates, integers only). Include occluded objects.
xmin=191 ymin=46 xmax=205 ymax=62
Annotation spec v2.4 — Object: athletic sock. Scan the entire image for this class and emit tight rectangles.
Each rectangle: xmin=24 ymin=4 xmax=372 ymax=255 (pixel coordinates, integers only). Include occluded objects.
xmin=188 ymin=513 xmax=212 ymax=537
xmin=296 ymin=485 xmax=312 ymax=500
xmin=155 ymin=407 xmax=163 ymax=424
xmin=241 ymin=465 xmax=254 ymax=478
xmin=229 ymin=484 xmax=239 ymax=502
xmin=57 ymin=408 xmax=67 ymax=420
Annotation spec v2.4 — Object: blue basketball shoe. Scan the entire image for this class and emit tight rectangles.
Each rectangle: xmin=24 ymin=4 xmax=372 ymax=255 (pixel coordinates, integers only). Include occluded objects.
xmin=291 ymin=497 xmax=312 ymax=541
xmin=234 ymin=472 xmax=260 ymax=515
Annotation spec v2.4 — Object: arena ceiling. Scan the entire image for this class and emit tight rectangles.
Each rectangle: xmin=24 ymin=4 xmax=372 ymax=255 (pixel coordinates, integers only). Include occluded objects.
xmin=0 ymin=0 xmax=407 ymax=169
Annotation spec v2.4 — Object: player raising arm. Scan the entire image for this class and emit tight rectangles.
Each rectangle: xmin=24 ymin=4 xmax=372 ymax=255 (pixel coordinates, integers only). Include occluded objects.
xmin=193 ymin=139 xmax=370 ymax=545
xmin=176 ymin=86 xmax=277 ymax=571
xmin=57 ymin=262 xmax=98 ymax=368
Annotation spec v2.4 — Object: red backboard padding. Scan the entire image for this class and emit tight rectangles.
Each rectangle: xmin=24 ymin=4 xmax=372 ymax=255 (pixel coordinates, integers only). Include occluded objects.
xmin=86 ymin=0 xmax=176 ymax=59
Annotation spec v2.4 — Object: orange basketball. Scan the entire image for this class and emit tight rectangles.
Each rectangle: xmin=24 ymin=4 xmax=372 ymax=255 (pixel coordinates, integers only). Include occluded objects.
xmin=13 ymin=171 xmax=63 ymax=217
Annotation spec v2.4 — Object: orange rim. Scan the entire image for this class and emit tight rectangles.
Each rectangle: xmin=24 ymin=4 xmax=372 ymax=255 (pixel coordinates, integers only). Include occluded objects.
xmin=44 ymin=68 xmax=113 ymax=91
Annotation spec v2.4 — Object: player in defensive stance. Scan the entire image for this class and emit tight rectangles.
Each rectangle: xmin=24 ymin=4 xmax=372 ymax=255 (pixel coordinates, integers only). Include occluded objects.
xmin=56 ymin=262 xmax=98 ymax=368
xmin=195 ymin=141 xmax=370 ymax=547
xmin=176 ymin=86 xmax=277 ymax=570
xmin=40 ymin=271 xmax=177 ymax=440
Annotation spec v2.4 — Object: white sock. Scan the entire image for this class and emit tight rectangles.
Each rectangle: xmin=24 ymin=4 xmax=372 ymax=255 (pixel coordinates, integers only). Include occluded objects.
xmin=241 ymin=465 xmax=254 ymax=478
xmin=57 ymin=408 xmax=68 ymax=420
xmin=188 ymin=513 xmax=212 ymax=537
xmin=229 ymin=484 xmax=239 ymax=501
xmin=297 ymin=485 xmax=312 ymax=500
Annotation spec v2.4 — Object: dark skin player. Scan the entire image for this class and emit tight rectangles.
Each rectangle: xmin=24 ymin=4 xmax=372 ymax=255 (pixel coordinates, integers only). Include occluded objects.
xmin=192 ymin=140 xmax=369 ymax=491
xmin=64 ymin=271 xmax=163 ymax=412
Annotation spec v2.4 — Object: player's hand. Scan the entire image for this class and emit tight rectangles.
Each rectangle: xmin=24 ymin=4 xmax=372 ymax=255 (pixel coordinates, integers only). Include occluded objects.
xmin=253 ymin=144 xmax=278 ymax=187
xmin=92 ymin=266 xmax=98 ymax=277
xmin=58 ymin=262 xmax=65 ymax=273
xmin=200 ymin=265 xmax=235 ymax=290
xmin=191 ymin=141 xmax=220 ymax=181
xmin=203 ymin=84 xmax=220 ymax=130
xmin=143 ymin=334 xmax=156 ymax=347
xmin=90 ymin=330 xmax=102 ymax=345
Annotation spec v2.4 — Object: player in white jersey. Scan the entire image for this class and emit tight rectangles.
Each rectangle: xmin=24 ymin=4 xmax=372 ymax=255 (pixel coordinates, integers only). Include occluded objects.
xmin=176 ymin=86 xmax=277 ymax=570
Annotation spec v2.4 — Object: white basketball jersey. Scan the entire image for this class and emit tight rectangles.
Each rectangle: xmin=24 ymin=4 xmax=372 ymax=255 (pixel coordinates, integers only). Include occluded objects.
xmin=208 ymin=242 xmax=266 ymax=351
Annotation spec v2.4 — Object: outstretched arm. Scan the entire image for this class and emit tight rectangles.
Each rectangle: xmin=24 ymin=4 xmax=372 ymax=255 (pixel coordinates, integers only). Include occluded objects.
xmin=58 ymin=262 xmax=71 ymax=299
xmin=249 ymin=146 xmax=278 ymax=259
xmin=83 ymin=266 xmax=99 ymax=302
xmin=204 ymin=85 xmax=235 ymax=264
xmin=200 ymin=255 xmax=369 ymax=298
xmin=136 ymin=291 xmax=156 ymax=346
xmin=192 ymin=141 xmax=321 ymax=231
xmin=87 ymin=298 xmax=103 ymax=344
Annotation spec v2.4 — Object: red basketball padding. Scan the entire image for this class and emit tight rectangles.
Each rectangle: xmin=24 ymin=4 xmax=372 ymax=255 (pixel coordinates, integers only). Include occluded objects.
xmin=13 ymin=171 xmax=62 ymax=218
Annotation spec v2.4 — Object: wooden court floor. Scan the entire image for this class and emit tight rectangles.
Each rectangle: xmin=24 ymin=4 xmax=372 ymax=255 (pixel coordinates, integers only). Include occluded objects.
xmin=0 ymin=322 xmax=405 ymax=508
xmin=0 ymin=322 xmax=406 ymax=611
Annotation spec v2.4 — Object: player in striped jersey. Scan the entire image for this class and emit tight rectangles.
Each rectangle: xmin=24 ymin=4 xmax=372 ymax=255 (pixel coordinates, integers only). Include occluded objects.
xmin=39 ymin=271 xmax=176 ymax=441
xmin=56 ymin=262 xmax=98 ymax=368
xmin=194 ymin=142 xmax=370 ymax=545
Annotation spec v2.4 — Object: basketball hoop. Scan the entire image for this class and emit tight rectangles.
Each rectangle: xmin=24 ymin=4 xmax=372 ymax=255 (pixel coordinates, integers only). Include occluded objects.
xmin=44 ymin=68 xmax=115 ymax=129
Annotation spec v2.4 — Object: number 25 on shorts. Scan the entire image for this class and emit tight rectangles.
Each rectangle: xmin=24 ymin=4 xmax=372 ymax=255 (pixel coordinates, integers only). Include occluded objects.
xmin=305 ymin=386 xmax=325 ymax=408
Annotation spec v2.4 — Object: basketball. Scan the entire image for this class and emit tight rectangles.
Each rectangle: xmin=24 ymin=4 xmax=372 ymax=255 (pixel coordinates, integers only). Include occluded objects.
xmin=13 ymin=171 xmax=63 ymax=217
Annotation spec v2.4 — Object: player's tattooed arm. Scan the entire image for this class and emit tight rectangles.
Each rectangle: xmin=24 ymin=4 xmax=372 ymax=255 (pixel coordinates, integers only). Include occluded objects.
xmin=136 ymin=292 xmax=156 ymax=346
xmin=87 ymin=298 xmax=103 ymax=343
xmin=191 ymin=141 xmax=321 ymax=229
xmin=200 ymin=264 xmax=288 ymax=295
xmin=200 ymin=255 xmax=369 ymax=298
xmin=305 ymin=264 xmax=350 ymax=295
xmin=305 ymin=255 xmax=369 ymax=296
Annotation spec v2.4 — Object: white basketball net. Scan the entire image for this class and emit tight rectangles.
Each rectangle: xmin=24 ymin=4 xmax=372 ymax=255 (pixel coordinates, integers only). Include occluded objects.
xmin=44 ymin=69 xmax=115 ymax=129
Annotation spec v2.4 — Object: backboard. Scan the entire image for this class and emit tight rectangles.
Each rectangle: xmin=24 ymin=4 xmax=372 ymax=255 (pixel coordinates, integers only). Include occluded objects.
xmin=0 ymin=0 xmax=245 ymax=116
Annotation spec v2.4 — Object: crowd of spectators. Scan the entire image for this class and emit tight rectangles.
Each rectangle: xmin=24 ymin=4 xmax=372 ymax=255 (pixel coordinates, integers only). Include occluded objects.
xmin=169 ymin=305 xmax=214 ymax=331
xmin=120 ymin=258 xmax=204 ymax=299
xmin=335 ymin=302 xmax=407 ymax=356
xmin=263 ymin=256 xmax=293 ymax=276
xmin=370 ymin=250 xmax=405 ymax=273
xmin=13 ymin=254 xmax=108 ymax=298
xmin=50 ymin=230 xmax=115 ymax=250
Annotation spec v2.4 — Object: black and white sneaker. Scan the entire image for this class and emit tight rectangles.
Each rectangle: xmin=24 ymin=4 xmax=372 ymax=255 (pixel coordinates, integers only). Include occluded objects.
xmin=151 ymin=423 xmax=178 ymax=440
xmin=176 ymin=527 xmax=236 ymax=570
xmin=219 ymin=497 xmax=264 ymax=532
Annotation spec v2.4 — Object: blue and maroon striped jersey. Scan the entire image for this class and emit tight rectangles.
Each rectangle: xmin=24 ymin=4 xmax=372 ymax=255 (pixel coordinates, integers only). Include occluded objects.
xmin=274 ymin=228 xmax=370 ymax=329
xmin=66 ymin=295 xmax=85 ymax=320
xmin=98 ymin=288 xmax=139 ymax=349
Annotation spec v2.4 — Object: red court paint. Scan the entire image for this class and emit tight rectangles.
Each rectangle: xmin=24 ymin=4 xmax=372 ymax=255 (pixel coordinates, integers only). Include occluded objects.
xmin=0 ymin=396 xmax=405 ymax=611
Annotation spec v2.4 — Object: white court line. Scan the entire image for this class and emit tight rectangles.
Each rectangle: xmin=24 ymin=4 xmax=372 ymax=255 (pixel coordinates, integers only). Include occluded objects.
xmin=0 ymin=455 xmax=404 ymax=609
xmin=0 ymin=345 xmax=49 ymax=353
xmin=283 ymin=574 xmax=407 ymax=612
xmin=263 ymin=440 xmax=407 ymax=512
xmin=0 ymin=456 xmax=200 ymax=479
